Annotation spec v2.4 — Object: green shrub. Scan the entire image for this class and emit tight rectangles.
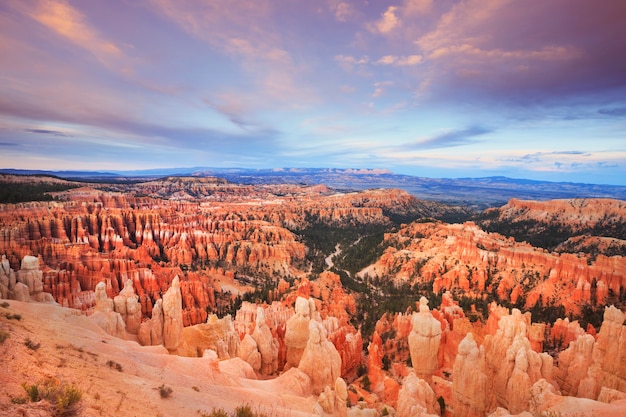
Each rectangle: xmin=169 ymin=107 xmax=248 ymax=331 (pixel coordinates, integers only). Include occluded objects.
xmin=21 ymin=379 xmax=82 ymax=416
xmin=22 ymin=382 xmax=40 ymax=402
xmin=0 ymin=301 xmax=9 ymax=308
xmin=54 ymin=384 xmax=83 ymax=417
xmin=204 ymin=408 xmax=230 ymax=417
xmin=235 ymin=405 xmax=255 ymax=417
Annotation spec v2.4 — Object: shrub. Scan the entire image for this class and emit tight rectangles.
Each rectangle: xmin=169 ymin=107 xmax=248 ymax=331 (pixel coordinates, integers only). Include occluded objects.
xmin=24 ymin=338 xmax=40 ymax=350
xmin=235 ymin=405 xmax=254 ymax=417
xmin=0 ymin=301 xmax=9 ymax=308
xmin=361 ymin=375 xmax=371 ymax=392
xmin=21 ymin=379 xmax=82 ymax=417
xmin=0 ymin=330 xmax=9 ymax=344
xmin=6 ymin=313 xmax=22 ymax=320
xmin=437 ymin=396 xmax=446 ymax=415
xmin=158 ymin=384 xmax=173 ymax=399
xmin=54 ymin=384 xmax=83 ymax=417
xmin=106 ymin=360 xmax=123 ymax=372
xmin=203 ymin=408 xmax=230 ymax=417
xmin=22 ymin=382 xmax=40 ymax=402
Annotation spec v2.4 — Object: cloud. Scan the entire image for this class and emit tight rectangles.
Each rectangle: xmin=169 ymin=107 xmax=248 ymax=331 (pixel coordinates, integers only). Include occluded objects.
xmin=334 ymin=54 xmax=370 ymax=72
xmin=150 ymin=0 xmax=315 ymax=106
xmin=404 ymin=0 xmax=433 ymax=15
xmin=408 ymin=126 xmax=491 ymax=150
xmin=370 ymin=6 xmax=400 ymax=34
xmin=328 ymin=1 xmax=354 ymax=22
xmin=507 ymin=151 xmax=592 ymax=163
xmin=24 ymin=128 xmax=69 ymax=136
xmin=410 ymin=0 xmax=626 ymax=104
xmin=372 ymin=81 xmax=393 ymax=98
xmin=9 ymin=0 xmax=124 ymax=70
xmin=375 ymin=54 xmax=422 ymax=66
xmin=598 ymin=107 xmax=626 ymax=117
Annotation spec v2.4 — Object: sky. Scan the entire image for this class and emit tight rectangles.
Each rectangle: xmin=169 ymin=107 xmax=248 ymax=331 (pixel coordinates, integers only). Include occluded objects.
xmin=0 ymin=0 xmax=625 ymax=185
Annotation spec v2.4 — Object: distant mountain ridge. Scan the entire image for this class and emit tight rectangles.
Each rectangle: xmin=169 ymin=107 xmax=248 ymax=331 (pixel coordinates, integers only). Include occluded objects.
xmin=1 ymin=167 xmax=625 ymax=209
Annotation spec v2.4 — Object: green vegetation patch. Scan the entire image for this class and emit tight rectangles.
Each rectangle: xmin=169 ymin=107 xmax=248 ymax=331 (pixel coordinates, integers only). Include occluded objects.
xmin=0 ymin=180 xmax=79 ymax=203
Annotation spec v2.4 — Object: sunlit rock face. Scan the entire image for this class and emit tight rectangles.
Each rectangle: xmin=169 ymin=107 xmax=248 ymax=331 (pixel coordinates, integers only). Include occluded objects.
xmin=452 ymin=307 xmax=555 ymax=416
xmin=359 ymin=219 xmax=626 ymax=317
xmin=557 ymin=306 xmax=626 ymax=399
xmin=298 ymin=320 xmax=342 ymax=395
xmin=396 ymin=371 xmax=440 ymax=417
xmin=0 ymin=181 xmax=464 ymax=330
xmin=90 ymin=281 xmax=127 ymax=338
xmin=163 ymin=276 xmax=184 ymax=352
xmin=408 ymin=297 xmax=442 ymax=382
xmin=285 ymin=296 xmax=314 ymax=369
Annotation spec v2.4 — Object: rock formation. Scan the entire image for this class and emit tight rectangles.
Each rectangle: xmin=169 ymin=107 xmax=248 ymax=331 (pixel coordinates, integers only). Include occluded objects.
xmin=113 ymin=279 xmax=142 ymax=334
xmin=251 ymin=306 xmax=280 ymax=375
xmin=408 ymin=297 xmax=442 ymax=381
xmin=163 ymin=276 xmax=184 ymax=352
xmin=299 ymin=320 xmax=342 ymax=395
xmin=90 ymin=281 xmax=126 ymax=338
xmin=453 ymin=333 xmax=489 ymax=417
xmin=239 ymin=333 xmax=262 ymax=372
xmin=359 ymin=220 xmax=626 ymax=317
xmin=316 ymin=377 xmax=348 ymax=417
xmin=396 ymin=371 xmax=440 ymax=417
xmin=453 ymin=307 xmax=555 ymax=416
xmin=175 ymin=314 xmax=240 ymax=358
xmin=556 ymin=305 xmax=626 ymax=400
xmin=138 ymin=299 xmax=164 ymax=346
xmin=285 ymin=296 xmax=315 ymax=369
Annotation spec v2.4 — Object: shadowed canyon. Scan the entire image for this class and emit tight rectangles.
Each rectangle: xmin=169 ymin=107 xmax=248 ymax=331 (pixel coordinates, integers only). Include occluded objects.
xmin=1 ymin=174 xmax=625 ymax=417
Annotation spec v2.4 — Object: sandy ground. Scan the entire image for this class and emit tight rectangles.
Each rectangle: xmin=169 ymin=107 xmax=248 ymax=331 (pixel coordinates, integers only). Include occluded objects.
xmin=0 ymin=300 xmax=317 ymax=417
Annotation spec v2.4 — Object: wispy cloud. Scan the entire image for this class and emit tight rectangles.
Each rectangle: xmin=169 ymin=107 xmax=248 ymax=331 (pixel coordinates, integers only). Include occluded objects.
xmin=24 ymin=128 xmax=70 ymax=137
xmin=9 ymin=0 xmax=126 ymax=72
xmin=408 ymin=126 xmax=492 ymax=150
xmin=598 ymin=107 xmax=626 ymax=117
xmin=375 ymin=55 xmax=422 ymax=66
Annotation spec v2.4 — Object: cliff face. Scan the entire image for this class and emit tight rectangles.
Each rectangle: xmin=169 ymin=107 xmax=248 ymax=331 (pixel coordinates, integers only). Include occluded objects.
xmin=477 ymin=198 xmax=626 ymax=254
xmin=360 ymin=220 xmax=626 ymax=316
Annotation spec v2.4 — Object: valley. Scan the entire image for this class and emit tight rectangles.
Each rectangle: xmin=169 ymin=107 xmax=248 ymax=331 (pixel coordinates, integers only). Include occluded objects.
xmin=0 ymin=173 xmax=625 ymax=417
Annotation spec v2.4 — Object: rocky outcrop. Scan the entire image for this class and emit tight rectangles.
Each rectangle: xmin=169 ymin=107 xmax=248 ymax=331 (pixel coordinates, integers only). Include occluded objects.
xmin=239 ymin=334 xmax=262 ymax=372
xmin=299 ymin=320 xmax=342 ymax=395
xmin=453 ymin=333 xmax=489 ymax=417
xmin=556 ymin=306 xmax=626 ymax=400
xmin=90 ymin=281 xmax=126 ymax=338
xmin=479 ymin=198 xmax=626 ymax=253
xmin=113 ymin=279 xmax=142 ymax=334
xmin=359 ymin=220 xmax=626 ymax=316
xmin=316 ymin=378 xmax=348 ymax=417
xmin=285 ymin=296 xmax=315 ymax=369
xmin=163 ymin=276 xmax=184 ymax=352
xmin=252 ymin=307 xmax=280 ymax=375
xmin=396 ymin=371 xmax=440 ymax=417
xmin=453 ymin=308 xmax=555 ymax=416
xmin=408 ymin=297 xmax=442 ymax=381
xmin=174 ymin=314 xmax=240 ymax=358
xmin=138 ymin=299 xmax=164 ymax=346
xmin=0 ymin=254 xmax=16 ymax=299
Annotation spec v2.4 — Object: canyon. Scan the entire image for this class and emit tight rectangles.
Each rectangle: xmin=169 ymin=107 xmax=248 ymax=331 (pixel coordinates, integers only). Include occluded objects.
xmin=0 ymin=174 xmax=625 ymax=417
